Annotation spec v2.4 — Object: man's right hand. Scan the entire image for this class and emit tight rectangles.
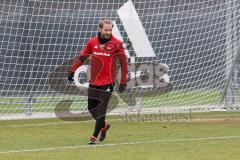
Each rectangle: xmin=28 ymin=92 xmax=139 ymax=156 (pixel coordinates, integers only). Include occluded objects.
xmin=68 ymin=72 xmax=74 ymax=82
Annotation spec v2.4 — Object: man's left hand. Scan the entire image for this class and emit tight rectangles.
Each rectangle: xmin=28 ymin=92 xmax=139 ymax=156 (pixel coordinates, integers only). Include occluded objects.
xmin=118 ymin=84 xmax=127 ymax=93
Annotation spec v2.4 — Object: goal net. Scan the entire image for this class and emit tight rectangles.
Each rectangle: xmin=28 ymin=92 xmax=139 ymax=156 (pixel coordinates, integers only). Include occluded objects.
xmin=0 ymin=0 xmax=240 ymax=120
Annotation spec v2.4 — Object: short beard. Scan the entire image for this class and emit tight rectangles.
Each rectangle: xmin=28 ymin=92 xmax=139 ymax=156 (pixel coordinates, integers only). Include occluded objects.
xmin=98 ymin=32 xmax=112 ymax=44
xmin=101 ymin=33 xmax=111 ymax=39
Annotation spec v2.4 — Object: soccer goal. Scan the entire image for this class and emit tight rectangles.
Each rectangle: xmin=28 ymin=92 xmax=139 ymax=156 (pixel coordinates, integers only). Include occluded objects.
xmin=0 ymin=0 xmax=240 ymax=120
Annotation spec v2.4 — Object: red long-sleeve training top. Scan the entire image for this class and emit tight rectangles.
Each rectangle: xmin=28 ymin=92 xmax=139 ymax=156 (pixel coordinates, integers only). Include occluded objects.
xmin=70 ymin=35 xmax=128 ymax=86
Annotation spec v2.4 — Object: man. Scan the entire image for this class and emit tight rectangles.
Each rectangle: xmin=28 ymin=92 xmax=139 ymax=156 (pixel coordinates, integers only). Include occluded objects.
xmin=68 ymin=18 xmax=128 ymax=144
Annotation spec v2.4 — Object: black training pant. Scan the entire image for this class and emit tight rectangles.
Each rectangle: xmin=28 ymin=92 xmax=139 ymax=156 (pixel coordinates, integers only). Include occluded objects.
xmin=88 ymin=84 xmax=113 ymax=137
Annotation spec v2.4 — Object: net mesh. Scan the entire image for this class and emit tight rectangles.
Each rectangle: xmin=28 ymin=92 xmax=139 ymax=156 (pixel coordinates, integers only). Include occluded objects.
xmin=0 ymin=0 xmax=240 ymax=119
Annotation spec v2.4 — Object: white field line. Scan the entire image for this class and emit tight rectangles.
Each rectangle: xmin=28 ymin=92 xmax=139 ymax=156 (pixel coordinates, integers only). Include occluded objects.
xmin=0 ymin=119 xmax=121 ymax=128
xmin=2 ymin=113 xmax=240 ymax=128
xmin=0 ymin=135 xmax=240 ymax=154
xmin=2 ymin=121 xmax=81 ymax=128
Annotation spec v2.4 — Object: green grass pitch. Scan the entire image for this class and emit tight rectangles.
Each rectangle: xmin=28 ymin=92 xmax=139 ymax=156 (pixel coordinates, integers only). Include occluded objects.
xmin=0 ymin=112 xmax=240 ymax=160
